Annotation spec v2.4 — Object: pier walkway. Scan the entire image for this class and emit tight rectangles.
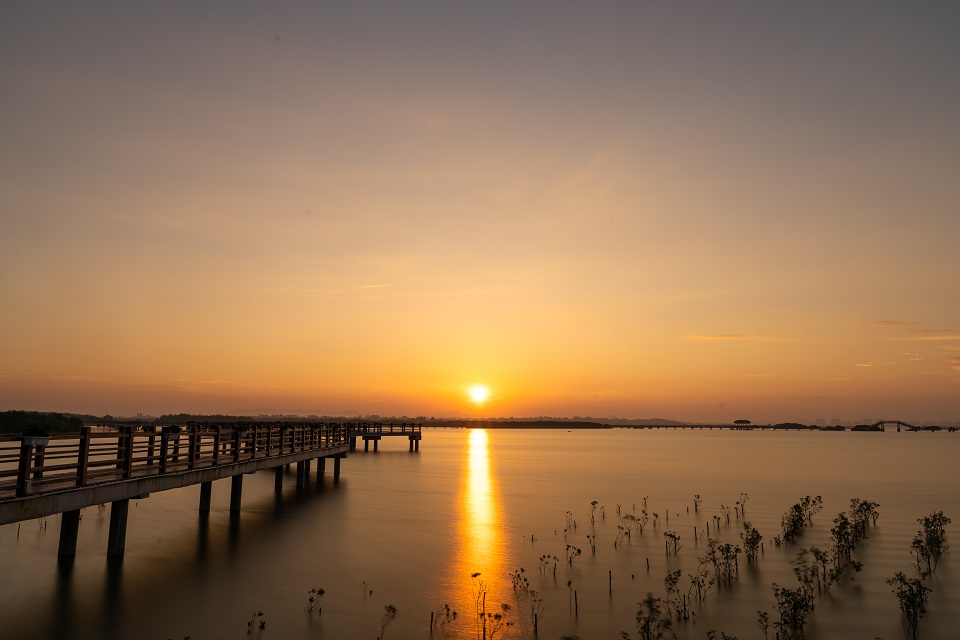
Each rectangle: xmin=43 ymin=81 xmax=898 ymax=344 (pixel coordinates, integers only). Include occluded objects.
xmin=348 ymin=422 xmax=422 ymax=451
xmin=0 ymin=423 xmax=350 ymax=558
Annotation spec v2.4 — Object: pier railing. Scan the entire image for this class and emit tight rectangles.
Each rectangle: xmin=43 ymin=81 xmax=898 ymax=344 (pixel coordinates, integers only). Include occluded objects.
xmin=0 ymin=423 xmax=349 ymax=500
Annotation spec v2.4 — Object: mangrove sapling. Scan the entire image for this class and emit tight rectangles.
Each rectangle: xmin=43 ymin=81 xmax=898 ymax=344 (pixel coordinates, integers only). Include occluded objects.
xmin=538 ymin=554 xmax=558 ymax=576
xmin=802 ymin=495 xmax=823 ymax=525
xmin=587 ymin=534 xmax=596 ymax=553
xmin=529 ymin=590 xmax=544 ymax=635
xmin=663 ymin=531 xmax=682 ymax=556
xmin=706 ymin=632 xmax=738 ymax=640
xmin=633 ymin=593 xmax=675 ymax=640
xmin=663 ymin=570 xmax=689 ymax=621
xmin=705 ymin=539 xmax=741 ymax=588
xmin=911 ymin=511 xmax=951 ymax=577
xmin=484 ymin=603 xmax=513 ymax=640
xmin=693 ymin=495 xmax=702 ymax=513
xmin=590 ymin=501 xmax=599 ymax=525
xmin=756 ymin=610 xmax=772 ymax=640
xmin=246 ymin=611 xmax=265 ymax=634
xmin=849 ymin=498 xmax=880 ymax=544
xmin=792 ymin=550 xmax=819 ymax=597
xmin=432 ymin=604 xmax=457 ymax=628
xmin=771 ymin=583 xmax=814 ymax=640
xmin=565 ymin=511 xmax=577 ymax=532
xmin=510 ymin=567 xmax=529 ymax=590
xmin=888 ymin=571 xmax=931 ymax=640
xmin=687 ymin=560 xmax=715 ymax=602
xmin=740 ymin=522 xmax=763 ymax=562
xmin=471 ymin=573 xmax=487 ymax=621
xmin=615 ymin=526 xmax=628 ymax=548
xmin=305 ymin=587 xmax=325 ymax=614
xmin=378 ymin=604 xmax=397 ymax=640
xmin=565 ymin=544 xmax=582 ymax=565
xmin=720 ymin=505 xmax=732 ymax=525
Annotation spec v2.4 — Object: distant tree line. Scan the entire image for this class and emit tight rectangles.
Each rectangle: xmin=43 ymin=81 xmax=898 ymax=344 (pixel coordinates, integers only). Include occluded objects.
xmin=0 ymin=410 xmax=84 ymax=435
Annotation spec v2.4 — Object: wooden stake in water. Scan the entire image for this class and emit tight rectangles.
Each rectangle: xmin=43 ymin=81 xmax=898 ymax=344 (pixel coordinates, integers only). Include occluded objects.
xmin=609 ymin=570 xmax=612 ymax=593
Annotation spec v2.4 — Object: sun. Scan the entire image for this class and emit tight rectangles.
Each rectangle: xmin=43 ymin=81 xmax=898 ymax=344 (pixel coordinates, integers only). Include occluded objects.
xmin=468 ymin=385 xmax=490 ymax=404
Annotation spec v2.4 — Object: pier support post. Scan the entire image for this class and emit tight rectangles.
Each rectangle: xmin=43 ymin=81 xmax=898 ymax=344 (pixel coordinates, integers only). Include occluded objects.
xmin=333 ymin=456 xmax=341 ymax=478
xmin=364 ymin=438 xmax=369 ymax=452
xmin=58 ymin=509 xmax=81 ymax=558
xmin=318 ymin=457 xmax=326 ymax=476
xmin=296 ymin=461 xmax=306 ymax=488
xmin=199 ymin=481 xmax=212 ymax=513
xmin=230 ymin=475 xmax=243 ymax=513
xmin=107 ymin=499 xmax=130 ymax=558
xmin=275 ymin=466 xmax=283 ymax=491
xmin=373 ymin=439 xmax=378 ymax=452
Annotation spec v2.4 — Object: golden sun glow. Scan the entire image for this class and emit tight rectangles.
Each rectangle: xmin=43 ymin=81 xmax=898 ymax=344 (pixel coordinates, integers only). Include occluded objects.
xmin=468 ymin=385 xmax=490 ymax=404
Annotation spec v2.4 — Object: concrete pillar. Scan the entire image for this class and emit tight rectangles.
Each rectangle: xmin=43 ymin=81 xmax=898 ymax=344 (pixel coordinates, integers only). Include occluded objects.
xmin=230 ymin=475 xmax=243 ymax=513
xmin=58 ymin=509 xmax=81 ymax=558
xmin=275 ymin=465 xmax=283 ymax=491
xmin=107 ymin=499 xmax=130 ymax=558
xmin=199 ymin=481 xmax=212 ymax=513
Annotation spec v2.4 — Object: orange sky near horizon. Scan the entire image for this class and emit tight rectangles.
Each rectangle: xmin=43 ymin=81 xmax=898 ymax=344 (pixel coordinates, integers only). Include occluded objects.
xmin=1 ymin=3 xmax=958 ymax=423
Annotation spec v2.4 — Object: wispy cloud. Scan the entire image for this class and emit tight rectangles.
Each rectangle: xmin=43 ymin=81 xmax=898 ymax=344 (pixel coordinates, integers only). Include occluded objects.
xmin=863 ymin=319 xmax=920 ymax=328
xmin=685 ymin=333 xmax=777 ymax=341
xmin=360 ymin=284 xmax=391 ymax=289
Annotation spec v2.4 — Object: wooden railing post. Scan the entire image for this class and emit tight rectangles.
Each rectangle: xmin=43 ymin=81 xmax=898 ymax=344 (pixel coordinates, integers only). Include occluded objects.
xmin=76 ymin=426 xmax=91 ymax=487
xmin=146 ymin=432 xmax=156 ymax=466
xmin=188 ymin=425 xmax=198 ymax=470
xmin=16 ymin=441 xmax=35 ymax=497
xmin=121 ymin=426 xmax=134 ymax=479
xmin=32 ymin=445 xmax=46 ymax=481
xmin=159 ymin=436 xmax=169 ymax=475
xmin=212 ymin=427 xmax=221 ymax=466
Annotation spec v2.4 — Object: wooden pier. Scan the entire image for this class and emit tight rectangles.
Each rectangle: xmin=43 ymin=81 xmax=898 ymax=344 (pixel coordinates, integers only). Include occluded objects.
xmin=0 ymin=423 xmax=350 ymax=559
xmin=348 ymin=422 xmax=422 ymax=452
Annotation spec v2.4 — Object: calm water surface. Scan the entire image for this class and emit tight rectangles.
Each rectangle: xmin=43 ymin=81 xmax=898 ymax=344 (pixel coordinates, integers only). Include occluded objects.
xmin=1 ymin=428 xmax=957 ymax=639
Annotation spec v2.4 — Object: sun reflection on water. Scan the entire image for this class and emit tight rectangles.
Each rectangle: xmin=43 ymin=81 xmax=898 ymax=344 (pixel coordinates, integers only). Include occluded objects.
xmin=455 ymin=429 xmax=507 ymax=622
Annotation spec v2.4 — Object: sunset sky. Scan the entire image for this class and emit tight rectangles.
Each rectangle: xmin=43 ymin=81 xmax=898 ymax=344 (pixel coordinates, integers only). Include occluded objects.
xmin=2 ymin=2 xmax=958 ymax=423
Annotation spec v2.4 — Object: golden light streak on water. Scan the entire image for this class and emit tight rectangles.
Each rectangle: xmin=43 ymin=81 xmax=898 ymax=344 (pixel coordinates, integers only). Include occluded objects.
xmin=455 ymin=429 xmax=508 ymax=634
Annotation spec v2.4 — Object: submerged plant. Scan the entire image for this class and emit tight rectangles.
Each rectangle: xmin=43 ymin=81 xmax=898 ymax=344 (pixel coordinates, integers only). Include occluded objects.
xmin=741 ymin=522 xmax=763 ymax=562
xmin=378 ymin=604 xmax=397 ymax=640
xmin=510 ymin=567 xmax=529 ymax=590
xmin=633 ymin=593 xmax=674 ymax=640
xmin=246 ymin=611 xmax=265 ymax=634
xmin=888 ymin=571 xmax=930 ymax=640
xmin=771 ymin=583 xmax=814 ymax=639
xmin=911 ymin=511 xmax=951 ymax=577
xmin=529 ymin=590 xmax=544 ymax=635
xmin=538 ymin=554 xmax=558 ymax=576
xmin=432 ymin=603 xmax=457 ymax=628
xmin=305 ymin=587 xmax=325 ymax=614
